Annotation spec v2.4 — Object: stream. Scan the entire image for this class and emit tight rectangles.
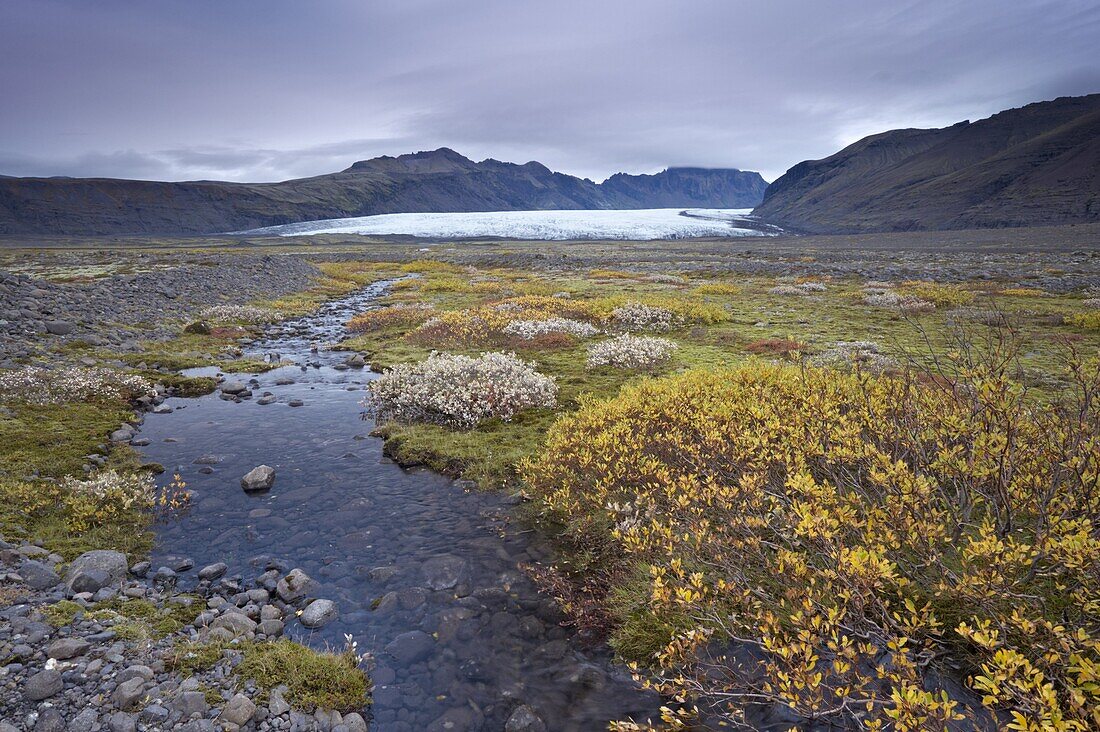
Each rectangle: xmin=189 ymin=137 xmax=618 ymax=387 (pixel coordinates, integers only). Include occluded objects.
xmin=132 ymin=281 xmax=660 ymax=731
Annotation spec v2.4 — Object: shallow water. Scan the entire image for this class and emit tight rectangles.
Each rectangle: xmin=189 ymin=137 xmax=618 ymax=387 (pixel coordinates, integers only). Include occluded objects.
xmin=134 ymin=282 xmax=659 ymax=730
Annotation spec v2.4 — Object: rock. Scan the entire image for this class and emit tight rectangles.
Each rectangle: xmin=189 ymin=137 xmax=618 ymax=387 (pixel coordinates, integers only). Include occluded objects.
xmin=34 ymin=708 xmax=65 ymax=732
xmin=422 ymin=554 xmax=468 ymax=590
xmin=107 ymin=713 xmax=136 ymax=732
xmin=211 ymin=612 xmax=257 ymax=637
xmin=173 ymin=690 xmax=210 ymax=717
xmin=257 ymin=619 xmax=284 ymax=636
xmin=268 ymin=687 xmax=291 ymax=716
xmin=47 ymin=637 xmax=91 ymax=659
xmin=344 ymin=353 xmax=366 ymax=368
xmin=117 ymin=664 xmax=155 ymax=684
xmin=45 ymin=321 xmax=74 ymax=335
xmin=112 ymin=676 xmax=147 ymax=710
xmin=18 ymin=558 xmax=61 ymax=590
xmin=64 ymin=550 xmax=128 ymax=588
xmin=276 ymin=568 xmax=313 ymax=603
xmin=198 ymin=561 xmax=228 ymax=580
xmin=241 ymin=465 xmax=276 ymax=492
xmin=68 ymin=566 xmax=111 ymax=594
xmin=23 ymin=669 xmax=63 ymax=700
xmin=385 ymin=630 xmax=435 ymax=664
xmin=130 ymin=561 xmax=151 ymax=577
xmin=287 ymin=399 xmax=304 ymax=407
xmin=222 ymin=693 xmax=257 ymax=725
xmin=220 ymin=380 xmax=249 ymax=395
xmin=506 ymin=705 xmax=548 ymax=732
xmin=300 ymin=598 xmax=338 ymax=628
xmin=68 ymin=708 xmax=99 ymax=730
xmin=343 ymin=713 xmax=368 ymax=732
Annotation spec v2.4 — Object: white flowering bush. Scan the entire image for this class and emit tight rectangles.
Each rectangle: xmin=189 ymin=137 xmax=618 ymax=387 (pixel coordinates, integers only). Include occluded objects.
xmin=608 ymin=302 xmax=680 ymax=332
xmin=769 ymin=282 xmax=826 ymax=296
xmin=862 ymin=289 xmax=935 ymax=312
xmin=586 ymin=335 xmax=677 ymax=369
xmin=199 ymin=305 xmax=281 ymax=323
xmin=1084 ymin=298 xmax=1100 ymax=309
xmin=58 ymin=470 xmax=159 ymax=531
xmin=0 ymin=366 xmax=155 ymax=405
xmin=814 ymin=341 xmax=898 ymax=372
xmin=502 ymin=317 xmax=600 ymax=340
xmin=364 ymin=351 xmax=558 ymax=428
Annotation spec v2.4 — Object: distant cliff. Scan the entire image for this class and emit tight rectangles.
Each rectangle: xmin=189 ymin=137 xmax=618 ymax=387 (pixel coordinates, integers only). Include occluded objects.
xmin=0 ymin=148 xmax=767 ymax=235
xmin=754 ymin=94 xmax=1100 ymax=233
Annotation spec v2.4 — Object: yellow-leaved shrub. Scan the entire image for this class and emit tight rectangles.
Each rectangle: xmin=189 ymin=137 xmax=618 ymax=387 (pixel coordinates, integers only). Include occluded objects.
xmin=523 ymin=349 xmax=1100 ymax=730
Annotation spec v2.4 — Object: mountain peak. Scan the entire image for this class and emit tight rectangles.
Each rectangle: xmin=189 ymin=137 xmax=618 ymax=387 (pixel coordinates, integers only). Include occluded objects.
xmin=346 ymin=147 xmax=477 ymax=174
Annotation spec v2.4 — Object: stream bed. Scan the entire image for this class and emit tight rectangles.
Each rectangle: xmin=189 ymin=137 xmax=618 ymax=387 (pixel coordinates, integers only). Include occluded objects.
xmin=132 ymin=281 xmax=659 ymax=731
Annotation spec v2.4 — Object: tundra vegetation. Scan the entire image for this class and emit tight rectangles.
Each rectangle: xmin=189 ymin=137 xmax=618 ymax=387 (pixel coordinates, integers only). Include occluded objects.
xmin=4 ymin=249 xmax=1100 ymax=729
xmin=343 ymin=261 xmax=1100 ymax=731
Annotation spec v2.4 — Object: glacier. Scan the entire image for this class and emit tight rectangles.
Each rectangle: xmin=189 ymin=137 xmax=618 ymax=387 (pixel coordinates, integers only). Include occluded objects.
xmin=240 ymin=208 xmax=781 ymax=240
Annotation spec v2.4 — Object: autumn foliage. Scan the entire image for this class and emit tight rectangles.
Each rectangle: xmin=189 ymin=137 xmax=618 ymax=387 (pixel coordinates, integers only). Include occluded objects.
xmin=523 ymin=344 xmax=1100 ymax=730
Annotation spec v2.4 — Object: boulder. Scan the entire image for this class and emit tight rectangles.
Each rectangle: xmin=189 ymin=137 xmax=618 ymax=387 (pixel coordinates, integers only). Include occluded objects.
xmin=276 ymin=568 xmax=313 ymax=603
xmin=211 ymin=612 xmax=257 ymax=637
xmin=241 ymin=465 xmax=276 ymax=492
xmin=300 ymin=599 xmax=338 ymax=628
xmin=64 ymin=550 xmax=128 ymax=590
xmin=198 ymin=562 xmax=228 ymax=581
xmin=384 ymin=630 xmax=435 ymax=664
xmin=47 ymin=637 xmax=91 ymax=660
xmin=45 ymin=321 xmax=74 ymax=335
xmin=506 ymin=705 xmax=548 ymax=732
xmin=18 ymin=559 xmax=61 ymax=590
xmin=220 ymin=381 xmax=249 ymax=396
xmin=68 ymin=567 xmax=111 ymax=595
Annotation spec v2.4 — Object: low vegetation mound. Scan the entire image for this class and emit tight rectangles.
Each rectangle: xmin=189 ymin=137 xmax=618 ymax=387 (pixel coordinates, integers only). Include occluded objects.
xmin=586 ymin=335 xmax=677 ymax=369
xmin=0 ymin=366 xmax=154 ymax=405
xmin=524 ymin=351 xmax=1100 ymax=730
xmin=364 ymin=351 xmax=557 ymax=428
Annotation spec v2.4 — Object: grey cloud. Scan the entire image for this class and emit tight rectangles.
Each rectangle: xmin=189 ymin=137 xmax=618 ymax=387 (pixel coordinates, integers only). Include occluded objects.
xmin=1 ymin=0 xmax=1097 ymax=183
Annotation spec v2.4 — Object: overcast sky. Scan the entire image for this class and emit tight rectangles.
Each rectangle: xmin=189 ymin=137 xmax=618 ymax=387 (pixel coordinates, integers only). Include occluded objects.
xmin=1 ymin=0 xmax=1098 ymax=183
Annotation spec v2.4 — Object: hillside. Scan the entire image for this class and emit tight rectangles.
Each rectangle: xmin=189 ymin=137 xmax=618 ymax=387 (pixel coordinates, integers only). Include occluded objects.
xmin=0 ymin=148 xmax=767 ymax=236
xmin=754 ymin=94 xmax=1100 ymax=233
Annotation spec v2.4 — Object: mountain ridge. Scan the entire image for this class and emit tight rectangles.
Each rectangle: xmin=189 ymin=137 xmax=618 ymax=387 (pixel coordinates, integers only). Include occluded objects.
xmin=0 ymin=149 xmax=767 ymax=236
xmin=754 ymin=94 xmax=1100 ymax=233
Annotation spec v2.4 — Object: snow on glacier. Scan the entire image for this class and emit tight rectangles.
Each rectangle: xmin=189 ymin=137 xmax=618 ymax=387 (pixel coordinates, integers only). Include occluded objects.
xmin=241 ymin=208 xmax=778 ymax=240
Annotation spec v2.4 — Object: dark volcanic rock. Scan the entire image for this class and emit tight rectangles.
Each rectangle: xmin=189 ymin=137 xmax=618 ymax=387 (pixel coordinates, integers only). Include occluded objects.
xmin=755 ymin=93 xmax=1100 ymax=233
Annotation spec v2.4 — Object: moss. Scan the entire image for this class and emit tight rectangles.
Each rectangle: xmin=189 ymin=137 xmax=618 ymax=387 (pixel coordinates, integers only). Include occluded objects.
xmin=168 ymin=640 xmax=230 ymax=676
xmin=0 ymin=401 xmax=133 ymax=480
xmin=43 ymin=600 xmax=83 ymax=627
xmin=91 ymin=595 xmax=203 ymax=639
xmin=233 ymin=638 xmax=369 ymax=712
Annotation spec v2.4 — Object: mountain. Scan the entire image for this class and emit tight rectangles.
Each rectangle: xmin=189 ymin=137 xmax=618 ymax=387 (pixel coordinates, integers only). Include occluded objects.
xmin=0 ymin=148 xmax=767 ymax=236
xmin=754 ymin=94 xmax=1100 ymax=233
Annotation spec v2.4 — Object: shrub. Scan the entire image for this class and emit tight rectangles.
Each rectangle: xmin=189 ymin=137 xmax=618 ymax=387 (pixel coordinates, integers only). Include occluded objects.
xmin=1066 ymin=311 xmax=1100 ymax=330
xmin=1083 ymin=298 xmax=1100 ymax=309
xmin=862 ymin=289 xmax=936 ymax=313
xmin=1000 ymin=288 xmax=1047 ymax=297
xmin=364 ymin=352 xmax=557 ymax=428
xmin=693 ymin=282 xmax=741 ymax=297
xmin=0 ymin=366 xmax=154 ymax=405
xmin=347 ymin=303 xmax=434 ymax=333
xmin=768 ymin=281 xmax=825 ymax=296
xmin=586 ymin=335 xmax=677 ymax=369
xmin=405 ymin=310 xmax=512 ymax=347
xmin=502 ymin=317 xmax=600 ymax=340
xmin=609 ymin=303 xmax=680 ymax=332
xmin=198 ymin=305 xmax=280 ymax=323
xmin=525 ymin=350 xmax=1100 ymax=731
xmin=901 ymin=280 xmax=976 ymax=306
xmin=814 ymin=340 xmax=897 ymax=371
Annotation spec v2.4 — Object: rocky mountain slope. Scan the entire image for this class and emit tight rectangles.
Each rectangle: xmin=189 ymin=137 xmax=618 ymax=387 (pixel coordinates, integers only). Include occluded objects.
xmin=754 ymin=94 xmax=1100 ymax=233
xmin=0 ymin=148 xmax=766 ymax=236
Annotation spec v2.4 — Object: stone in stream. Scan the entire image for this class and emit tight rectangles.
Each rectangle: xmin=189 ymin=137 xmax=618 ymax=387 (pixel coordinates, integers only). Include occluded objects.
xmin=241 ymin=465 xmax=276 ymax=492
xmin=276 ymin=568 xmax=314 ymax=602
xmin=422 ymin=554 xmax=469 ymax=591
xmin=384 ymin=630 xmax=435 ymax=664
xmin=506 ymin=705 xmax=548 ymax=732
xmin=197 ymin=561 xmax=228 ymax=581
xmin=300 ymin=598 xmax=338 ymax=628
xmin=220 ymin=380 xmax=250 ymax=396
